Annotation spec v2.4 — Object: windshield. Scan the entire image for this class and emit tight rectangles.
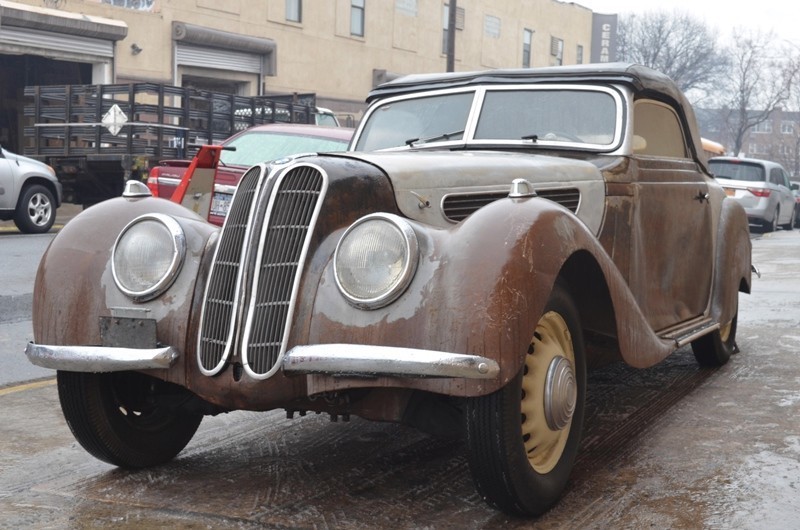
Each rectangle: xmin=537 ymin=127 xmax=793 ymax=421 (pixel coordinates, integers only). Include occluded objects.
xmin=220 ymin=131 xmax=349 ymax=166
xmin=354 ymin=86 xmax=621 ymax=151
xmin=354 ymin=92 xmax=474 ymax=151
xmin=475 ymin=89 xmax=617 ymax=145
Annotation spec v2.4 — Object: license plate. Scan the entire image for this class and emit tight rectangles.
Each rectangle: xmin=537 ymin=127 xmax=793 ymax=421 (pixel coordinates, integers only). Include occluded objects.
xmin=724 ymin=188 xmax=735 ymax=197
xmin=210 ymin=192 xmax=232 ymax=217
xmin=100 ymin=316 xmax=157 ymax=348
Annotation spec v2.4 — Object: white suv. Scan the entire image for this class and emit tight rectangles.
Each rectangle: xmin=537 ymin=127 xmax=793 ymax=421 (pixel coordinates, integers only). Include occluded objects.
xmin=709 ymin=156 xmax=795 ymax=232
xmin=0 ymin=146 xmax=62 ymax=233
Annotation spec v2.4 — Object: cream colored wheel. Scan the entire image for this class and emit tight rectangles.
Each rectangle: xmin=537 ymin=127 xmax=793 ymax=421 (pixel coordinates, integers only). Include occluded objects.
xmin=522 ymin=311 xmax=577 ymax=473
xmin=465 ymin=284 xmax=586 ymax=516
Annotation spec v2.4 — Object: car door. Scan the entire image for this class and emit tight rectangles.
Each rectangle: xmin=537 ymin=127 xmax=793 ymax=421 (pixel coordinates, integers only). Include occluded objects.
xmin=627 ymin=100 xmax=714 ymax=331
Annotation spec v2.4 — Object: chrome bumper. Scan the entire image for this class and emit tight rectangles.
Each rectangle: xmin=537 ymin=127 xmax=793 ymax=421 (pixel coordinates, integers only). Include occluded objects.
xmin=25 ymin=342 xmax=499 ymax=380
xmin=282 ymin=344 xmax=500 ymax=379
xmin=25 ymin=342 xmax=179 ymax=372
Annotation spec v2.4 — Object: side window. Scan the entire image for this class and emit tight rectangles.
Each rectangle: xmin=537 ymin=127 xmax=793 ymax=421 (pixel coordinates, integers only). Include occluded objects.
xmin=632 ymin=100 xmax=688 ymax=158
xmin=769 ymin=168 xmax=783 ymax=186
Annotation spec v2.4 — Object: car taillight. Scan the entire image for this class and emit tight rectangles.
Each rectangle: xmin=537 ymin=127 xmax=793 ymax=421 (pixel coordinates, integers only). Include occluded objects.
xmin=147 ymin=167 xmax=161 ymax=197
xmin=747 ymin=188 xmax=771 ymax=198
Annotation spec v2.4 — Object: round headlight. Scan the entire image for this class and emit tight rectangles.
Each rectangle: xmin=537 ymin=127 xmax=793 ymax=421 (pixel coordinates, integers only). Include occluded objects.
xmin=112 ymin=214 xmax=186 ymax=302
xmin=334 ymin=213 xmax=419 ymax=309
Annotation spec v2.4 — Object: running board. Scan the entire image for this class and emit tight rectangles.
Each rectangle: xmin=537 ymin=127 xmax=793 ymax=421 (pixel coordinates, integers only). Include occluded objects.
xmin=658 ymin=317 xmax=720 ymax=348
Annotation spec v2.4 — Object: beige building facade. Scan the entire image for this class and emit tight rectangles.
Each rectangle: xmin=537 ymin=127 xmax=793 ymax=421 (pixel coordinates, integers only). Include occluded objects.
xmin=1 ymin=0 xmax=598 ymax=147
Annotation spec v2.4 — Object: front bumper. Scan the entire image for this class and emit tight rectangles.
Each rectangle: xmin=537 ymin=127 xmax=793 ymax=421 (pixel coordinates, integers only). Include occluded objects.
xmin=25 ymin=342 xmax=500 ymax=380
xmin=25 ymin=342 xmax=178 ymax=372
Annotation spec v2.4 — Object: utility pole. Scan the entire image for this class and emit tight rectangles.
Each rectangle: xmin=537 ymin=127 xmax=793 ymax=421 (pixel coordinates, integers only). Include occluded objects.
xmin=446 ymin=0 xmax=457 ymax=72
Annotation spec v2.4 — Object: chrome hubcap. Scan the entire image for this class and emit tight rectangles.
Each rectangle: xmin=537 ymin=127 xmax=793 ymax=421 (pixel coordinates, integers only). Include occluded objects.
xmin=544 ymin=355 xmax=577 ymax=431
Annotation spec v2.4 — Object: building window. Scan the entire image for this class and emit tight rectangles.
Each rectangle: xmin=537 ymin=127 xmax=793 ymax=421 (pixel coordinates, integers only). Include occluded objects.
xmin=522 ymin=29 xmax=533 ymax=68
xmin=550 ymin=36 xmax=563 ymax=66
xmin=102 ymin=0 xmax=154 ymax=9
xmin=286 ymin=0 xmax=302 ymax=22
xmin=351 ymin=0 xmax=365 ymax=37
xmin=753 ymin=121 xmax=772 ymax=134
xmin=484 ymin=15 xmax=500 ymax=38
xmin=576 ymin=45 xmax=584 ymax=64
xmin=781 ymin=120 xmax=794 ymax=134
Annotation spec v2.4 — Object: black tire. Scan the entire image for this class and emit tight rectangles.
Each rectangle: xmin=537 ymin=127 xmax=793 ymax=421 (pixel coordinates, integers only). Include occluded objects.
xmin=465 ymin=284 xmax=586 ymax=516
xmin=780 ymin=209 xmax=794 ymax=231
xmin=57 ymin=371 xmax=203 ymax=468
xmin=691 ymin=300 xmax=738 ymax=367
xmin=14 ymin=184 xmax=56 ymax=234
xmin=793 ymin=206 xmax=800 ymax=229
xmin=762 ymin=208 xmax=778 ymax=233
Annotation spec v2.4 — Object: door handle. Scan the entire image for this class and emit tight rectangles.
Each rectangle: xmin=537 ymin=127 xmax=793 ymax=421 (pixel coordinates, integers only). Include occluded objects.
xmin=693 ymin=191 xmax=709 ymax=203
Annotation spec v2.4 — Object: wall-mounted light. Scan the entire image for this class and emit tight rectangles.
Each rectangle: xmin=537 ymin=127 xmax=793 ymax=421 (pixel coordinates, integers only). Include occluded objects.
xmin=131 ymin=43 xmax=143 ymax=55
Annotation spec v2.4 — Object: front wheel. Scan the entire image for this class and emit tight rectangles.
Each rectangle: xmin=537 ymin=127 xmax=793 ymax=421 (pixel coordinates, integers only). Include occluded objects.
xmin=14 ymin=184 xmax=56 ymax=234
xmin=465 ymin=284 xmax=586 ymax=516
xmin=57 ymin=371 xmax=203 ymax=468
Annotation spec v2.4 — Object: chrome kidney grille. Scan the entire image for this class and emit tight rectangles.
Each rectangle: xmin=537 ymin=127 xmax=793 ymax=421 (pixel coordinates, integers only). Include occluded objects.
xmin=197 ymin=163 xmax=327 ymax=378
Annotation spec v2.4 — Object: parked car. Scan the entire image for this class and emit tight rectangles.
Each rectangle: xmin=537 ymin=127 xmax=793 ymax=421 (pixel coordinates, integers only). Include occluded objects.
xmin=147 ymin=123 xmax=353 ymax=225
xmin=26 ymin=64 xmax=752 ymax=517
xmin=792 ymin=181 xmax=800 ymax=228
xmin=0 ymin=145 xmax=62 ymax=233
xmin=708 ymin=156 xmax=795 ymax=232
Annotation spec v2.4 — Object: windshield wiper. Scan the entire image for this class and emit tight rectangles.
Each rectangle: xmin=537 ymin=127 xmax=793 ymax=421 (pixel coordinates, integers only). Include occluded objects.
xmin=405 ymin=129 xmax=465 ymax=147
xmin=521 ymin=134 xmax=539 ymax=142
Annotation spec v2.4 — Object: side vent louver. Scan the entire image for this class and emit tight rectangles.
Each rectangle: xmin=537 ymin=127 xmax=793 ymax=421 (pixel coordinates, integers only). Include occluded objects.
xmin=442 ymin=188 xmax=580 ymax=222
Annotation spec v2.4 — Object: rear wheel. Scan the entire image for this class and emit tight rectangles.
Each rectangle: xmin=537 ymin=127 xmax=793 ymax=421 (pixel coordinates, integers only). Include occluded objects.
xmin=14 ymin=184 xmax=55 ymax=234
xmin=465 ymin=284 xmax=586 ymax=516
xmin=57 ymin=371 xmax=203 ymax=468
xmin=691 ymin=299 xmax=738 ymax=367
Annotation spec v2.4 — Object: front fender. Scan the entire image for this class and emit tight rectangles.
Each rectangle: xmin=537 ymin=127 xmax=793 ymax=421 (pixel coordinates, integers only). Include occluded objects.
xmin=306 ymin=196 xmax=674 ymax=397
xmin=32 ymin=196 xmax=218 ymax=364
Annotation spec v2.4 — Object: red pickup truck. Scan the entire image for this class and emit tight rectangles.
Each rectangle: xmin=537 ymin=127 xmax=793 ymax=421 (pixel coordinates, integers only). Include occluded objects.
xmin=147 ymin=123 xmax=353 ymax=225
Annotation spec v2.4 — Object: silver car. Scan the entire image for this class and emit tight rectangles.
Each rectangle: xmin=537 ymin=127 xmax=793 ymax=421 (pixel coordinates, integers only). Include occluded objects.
xmin=709 ymin=156 xmax=795 ymax=232
xmin=0 ymin=146 xmax=62 ymax=234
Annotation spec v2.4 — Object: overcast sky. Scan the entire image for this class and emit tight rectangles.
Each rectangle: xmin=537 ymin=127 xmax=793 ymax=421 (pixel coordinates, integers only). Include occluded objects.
xmin=576 ymin=0 xmax=799 ymax=45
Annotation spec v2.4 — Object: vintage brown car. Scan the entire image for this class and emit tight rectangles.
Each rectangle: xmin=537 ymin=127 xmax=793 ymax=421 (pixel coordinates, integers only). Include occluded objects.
xmin=26 ymin=63 xmax=752 ymax=517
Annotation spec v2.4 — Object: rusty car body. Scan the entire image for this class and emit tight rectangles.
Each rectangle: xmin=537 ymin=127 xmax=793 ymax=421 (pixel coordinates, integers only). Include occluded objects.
xmin=26 ymin=64 xmax=752 ymax=517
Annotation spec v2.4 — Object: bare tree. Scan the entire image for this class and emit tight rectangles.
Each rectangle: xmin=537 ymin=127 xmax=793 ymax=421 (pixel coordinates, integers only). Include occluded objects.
xmin=718 ymin=29 xmax=798 ymax=156
xmin=617 ymin=10 xmax=728 ymax=96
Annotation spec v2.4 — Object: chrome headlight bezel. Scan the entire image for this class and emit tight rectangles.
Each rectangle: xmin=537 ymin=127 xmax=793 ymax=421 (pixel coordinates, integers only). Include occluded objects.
xmin=112 ymin=213 xmax=186 ymax=302
xmin=334 ymin=213 xmax=419 ymax=310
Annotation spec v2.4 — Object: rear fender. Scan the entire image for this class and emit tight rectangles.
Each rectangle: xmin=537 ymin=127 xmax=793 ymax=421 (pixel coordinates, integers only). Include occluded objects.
xmin=710 ymin=199 xmax=752 ymax=323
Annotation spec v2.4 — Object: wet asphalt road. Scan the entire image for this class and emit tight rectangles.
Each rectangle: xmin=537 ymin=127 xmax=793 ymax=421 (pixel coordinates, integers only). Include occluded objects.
xmin=1 ymin=227 xmax=799 ymax=528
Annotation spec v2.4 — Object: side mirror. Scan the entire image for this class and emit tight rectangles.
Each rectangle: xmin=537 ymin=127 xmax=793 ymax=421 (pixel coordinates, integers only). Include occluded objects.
xmin=791 ymin=182 xmax=799 ymax=191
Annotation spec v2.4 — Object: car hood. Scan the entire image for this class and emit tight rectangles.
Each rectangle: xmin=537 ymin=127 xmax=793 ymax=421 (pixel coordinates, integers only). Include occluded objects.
xmin=2 ymin=148 xmax=56 ymax=179
xmin=340 ymin=150 xmax=606 ymax=233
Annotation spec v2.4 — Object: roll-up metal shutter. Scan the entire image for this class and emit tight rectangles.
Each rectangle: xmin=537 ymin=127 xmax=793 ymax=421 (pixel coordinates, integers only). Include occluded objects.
xmin=176 ymin=43 xmax=263 ymax=74
xmin=0 ymin=25 xmax=114 ymax=58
